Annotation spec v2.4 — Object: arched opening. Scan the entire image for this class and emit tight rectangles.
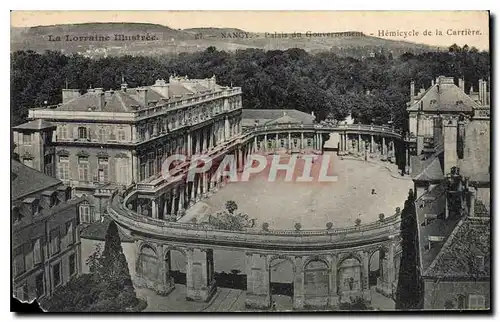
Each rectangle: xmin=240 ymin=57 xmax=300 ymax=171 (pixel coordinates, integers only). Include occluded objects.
xmin=369 ymin=248 xmax=385 ymax=287
xmin=139 ymin=245 xmax=159 ymax=284
xmin=166 ymin=249 xmax=187 ymax=286
xmin=304 ymin=259 xmax=330 ymax=306
xmin=269 ymin=257 xmax=294 ymax=309
xmin=338 ymin=257 xmax=362 ymax=298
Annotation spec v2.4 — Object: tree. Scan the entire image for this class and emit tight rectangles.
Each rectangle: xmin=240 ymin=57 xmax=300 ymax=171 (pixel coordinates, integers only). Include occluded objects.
xmin=225 ymin=200 xmax=238 ymax=214
xmin=355 ymin=218 xmax=362 ymax=226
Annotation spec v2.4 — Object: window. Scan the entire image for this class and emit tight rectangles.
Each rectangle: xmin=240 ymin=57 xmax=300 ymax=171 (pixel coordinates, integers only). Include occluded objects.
xmin=58 ymin=156 xmax=70 ymax=180
xmin=80 ymin=203 xmax=91 ymax=223
xmin=35 ymin=272 xmax=44 ymax=298
xmin=13 ymin=246 xmax=25 ymax=277
xmin=147 ymin=152 xmax=155 ymax=177
xmin=49 ymin=228 xmax=60 ymax=256
xmin=78 ymin=127 xmax=88 ymax=140
xmin=69 ymin=253 xmax=76 ymax=277
xmin=23 ymin=133 xmax=31 ymax=144
xmin=66 ymin=221 xmax=75 ymax=245
xmin=117 ymin=157 xmax=130 ymax=185
xmin=78 ymin=156 xmax=89 ymax=181
xmin=97 ymin=157 xmax=109 ymax=183
xmin=58 ymin=125 xmax=68 ymax=140
xmin=469 ymin=295 xmax=486 ymax=309
xmin=52 ymin=262 xmax=61 ymax=287
xmin=44 ymin=154 xmax=53 ymax=177
xmin=118 ymin=128 xmax=126 ymax=141
xmin=97 ymin=127 xmax=107 ymax=142
xmin=33 ymin=239 xmax=42 ymax=265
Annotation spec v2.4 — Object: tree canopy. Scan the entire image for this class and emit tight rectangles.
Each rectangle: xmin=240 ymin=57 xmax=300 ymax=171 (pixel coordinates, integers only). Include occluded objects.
xmin=11 ymin=45 xmax=489 ymax=130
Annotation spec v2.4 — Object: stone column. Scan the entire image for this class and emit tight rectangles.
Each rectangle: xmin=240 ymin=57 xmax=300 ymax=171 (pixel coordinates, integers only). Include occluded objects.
xmin=253 ymin=136 xmax=258 ymax=153
xmin=275 ymin=133 xmax=279 ymax=151
xmin=293 ymin=257 xmax=304 ymax=310
xmin=196 ymin=174 xmax=202 ymax=200
xmin=288 ymin=132 xmax=292 ymax=150
xmin=151 ymin=198 xmax=158 ymax=219
xmin=187 ymin=132 xmax=192 ymax=157
xmin=177 ymin=185 xmax=185 ymax=216
xmin=382 ymin=137 xmax=387 ymax=158
xmin=170 ymin=187 xmax=177 ymax=215
xmin=405 ymin=146 xmax=410 ymax=175
xmin=363 ymin=252 xmax=371 ymax=302
xmin=186 ymin=248 xmax=216 ymax=302
xmin=245 ymin=253 xmax=271 ymax=309
xmin=202 ymin=129 xmax=207 ymax=152
xmin=370 ymin=135 xmax=375 ymax=153
xmin=329 ymin=255 xmax=339 ymax=307
xmin=358 ymin=134 xmax=362 ymax=152
xmin=190 ymin=179 xmax=196 ymax=205
xmin=163 ymin=194 xmax=170 ymax=218
xmin=264 ymin=134 xmax=268 ymax=153
xmin=224 ymin=116 xmax=230 ymax=141
xmin=301 ymin=132 xmax=304 ymax=150
xmin=237 ymin=148 xmax=243 ymax=172
xmin=160 ymin=248 xmax=176 ymax=295
xmin=137 ymin=198 xmax=142 ymax=216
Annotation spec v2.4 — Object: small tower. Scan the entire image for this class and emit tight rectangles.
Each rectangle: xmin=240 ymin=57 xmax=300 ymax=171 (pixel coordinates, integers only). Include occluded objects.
xmin=12 ymin=119 xmax=57 ymax=177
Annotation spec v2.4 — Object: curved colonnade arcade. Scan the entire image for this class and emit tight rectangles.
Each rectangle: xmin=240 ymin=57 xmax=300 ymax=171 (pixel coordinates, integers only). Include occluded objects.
xmin=108 ymin=123 xmax=406 ymax=310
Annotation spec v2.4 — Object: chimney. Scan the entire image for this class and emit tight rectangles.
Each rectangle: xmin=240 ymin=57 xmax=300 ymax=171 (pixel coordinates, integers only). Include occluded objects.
xmin=151 ymin=79 xmax=169 ymax=99
xmin=478 ymin=79 xmax=485 ymax=105
xmin=433 ymin=115 xmax=443 ymax=147
xmin=105 ymin=90 xmax=114 ymax=103
xmin=40 ymin=190 xmax=55 ymax=209
xmin=136 ymin=88 xmax=148 ymax=107
xmin=457 ymin=117 xmax=465 ymax=160
xmin=22 ymin=197 xmax=40 ymax=218
xmin=410 ymin=80 xmax=415 ymax=99
xmin=62 ymin=89 xmax=81 ymax=104
xmin=94 ymin=88 xmax=105 ymax=110
xmin=121 ymin=82 xmax=128 ymax=92
xmin=459 ymin=78 xmax=465 ymax=92
xmin=57 ymin=185 xmax=70 ymax=203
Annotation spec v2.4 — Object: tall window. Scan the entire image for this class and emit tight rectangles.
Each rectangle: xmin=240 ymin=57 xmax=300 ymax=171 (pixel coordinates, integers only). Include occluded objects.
xmin=44 ymin=154 xmax=53 ymax=177
xmin=97 ymin=127 xmax=107 ymax=142
xmin=23 ymin=133 xmax=31 ymax=145
xmin=33 ymin=239 xmax=42 ymax=265
xmin=80 ymin=203 xmax=91 ymax=223
xmin=49 ymin=228 xmax=60 ymax=256
xmin=116 ymin=157 xmax=130 ymax=185
xmin=58 ymin=156 xmax=70 ymax=180
xmin=35 ymin=272 xmax=44 ymax=298
xmin=118 ymin=128 xmax=126 ymax=141
xmin=139 ymin=155 xmax=146 ymax=181
xmin=78 ymin=127 xmax=88 ymax=140
xmin=147 ymin=152 xmax=155 ymax=177
xmin=97 ymin=157 xmax=109 ymax=183
xmin=58 ymin=125 xmax=68 ymax=140
xmin=13 ymin=246 xmax=25 ymax=277
xmin=156 ymin=148 xmax=163 ymax=174
xmin=65 ymin=220 xmax=75 ymax=246
xmin=52 ymin=262 xmax=61 ymax=288
xmin=69 ymin=253 xmax=76 ymax=277
xmin=78 ymin=156 xmax=89 ymax=181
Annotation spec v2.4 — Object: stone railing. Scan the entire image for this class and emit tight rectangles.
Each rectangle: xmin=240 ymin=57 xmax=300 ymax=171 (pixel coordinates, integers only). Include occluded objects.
xmin=246 ymin=123 xmax=402 ymax=137
xmin=109 ymin=191 xmax=401 ymax=248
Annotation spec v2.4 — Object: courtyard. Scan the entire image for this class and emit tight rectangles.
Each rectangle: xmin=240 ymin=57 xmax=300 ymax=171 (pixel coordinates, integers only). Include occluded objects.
xmin=184 ymin=152 xmax=412 ymax=230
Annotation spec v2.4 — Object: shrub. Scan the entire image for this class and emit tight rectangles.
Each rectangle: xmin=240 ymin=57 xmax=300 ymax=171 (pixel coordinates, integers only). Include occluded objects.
xmin=326 ymin=222 xmax=333 ymax=230
xmin=294 ymin=223 xmax=302 ymax=231
xmin=355 ymin=218 xmax=362 ymax=226
xmin=262 ymin=222 xmax=269 ymax=231
xmin=379 ymin=213 xmax=385 ymax=221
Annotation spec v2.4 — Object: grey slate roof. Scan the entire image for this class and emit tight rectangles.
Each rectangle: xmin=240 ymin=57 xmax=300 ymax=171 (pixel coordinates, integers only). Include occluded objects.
xmin=12 ymin=160 xmax=62 ymax=201
xmin=13 ymin=119 xmax=56 ymax=131
xmin=242 ymin=109 xmax=315 ymax=127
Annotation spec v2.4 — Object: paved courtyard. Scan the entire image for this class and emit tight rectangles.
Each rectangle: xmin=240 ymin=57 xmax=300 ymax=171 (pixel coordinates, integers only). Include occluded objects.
xmin=185 ymin=152 xmax=412 ymax=230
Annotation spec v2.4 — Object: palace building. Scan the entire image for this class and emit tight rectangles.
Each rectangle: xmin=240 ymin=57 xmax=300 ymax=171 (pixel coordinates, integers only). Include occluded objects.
xmin=13 ymin=75 xmax=243 ymax=223
xmin=12 ymin=159 xmax=83 ymax=302
xmin=408 ymin=76 xmax=491 ymax=309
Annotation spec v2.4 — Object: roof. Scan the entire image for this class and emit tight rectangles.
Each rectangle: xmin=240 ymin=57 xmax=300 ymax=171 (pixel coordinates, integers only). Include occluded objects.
xmin=242 ymin=109 xmax=315 ymax=127
xmin=265 ymin=114 xmax=302 ymax=125
xmin=414 ymin=157 xmax=444 ymax=182
xmin=13 ymin=119 xmax=56 ymax=131
xmin=407 ymin=77 xmax=479 ymax=113
xmin=411 ymin=146 xmax=444 ymax=182
xmin=104 ymin=91 xmax=141 ymax=112
xmin=424 ymin=217 xmax=490 ymax=278
xmin=80 ymin=216 xmax=134 ymax=242
xmin=12 ymin=160 xmax=62 ymax=201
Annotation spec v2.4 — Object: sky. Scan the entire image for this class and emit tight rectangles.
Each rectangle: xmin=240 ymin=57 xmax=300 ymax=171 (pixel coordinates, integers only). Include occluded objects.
xmin=10 ymin=11 xmax=490 ymax=50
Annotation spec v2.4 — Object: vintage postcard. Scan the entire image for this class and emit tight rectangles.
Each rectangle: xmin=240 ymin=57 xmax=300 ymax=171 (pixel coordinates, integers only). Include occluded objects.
xmin=10 ymin=10 xmax=490 ymax=312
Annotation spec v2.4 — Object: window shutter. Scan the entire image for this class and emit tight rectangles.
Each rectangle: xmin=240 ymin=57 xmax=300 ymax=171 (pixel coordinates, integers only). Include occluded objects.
xmin=72 ymin=126 xmax=78 ymax=139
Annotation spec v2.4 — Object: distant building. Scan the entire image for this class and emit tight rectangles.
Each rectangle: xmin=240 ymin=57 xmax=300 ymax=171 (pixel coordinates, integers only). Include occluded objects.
xmin=409 ymin=76 xmax=491 ymax=310
xmin=12 ymin=160 xmax=83 ymax=302
xmin=241 ymin=109 xmax=315 ymax=129
xmin=13 ymin=75 xmax=243 ymax=223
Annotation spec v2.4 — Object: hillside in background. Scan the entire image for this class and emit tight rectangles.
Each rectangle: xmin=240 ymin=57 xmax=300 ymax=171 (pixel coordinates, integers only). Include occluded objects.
xmin=11 ymin=22 xmax=444 ymax=58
